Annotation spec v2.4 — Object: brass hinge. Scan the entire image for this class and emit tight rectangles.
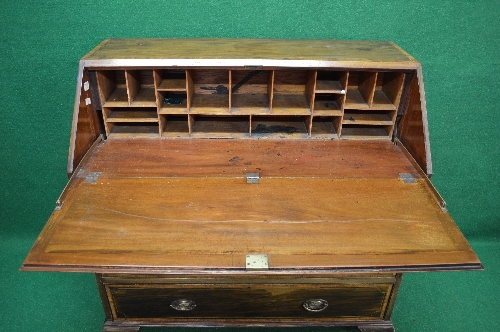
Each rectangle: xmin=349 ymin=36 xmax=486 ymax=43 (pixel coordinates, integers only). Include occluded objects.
xmin=75 ymin=168 xmax=101 ymax=184
xmin=395 ymin=139 xmax=447 ymax=211
xmin=246 ymin=172 xmax=260 ymax=184
xmin=399 ymin=173 xmax=416 ymax=184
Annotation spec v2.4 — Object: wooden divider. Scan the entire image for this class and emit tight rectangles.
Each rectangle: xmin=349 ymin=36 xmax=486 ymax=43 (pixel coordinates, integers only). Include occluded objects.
xmin=95 ymin=68 xmax=406 ymax=140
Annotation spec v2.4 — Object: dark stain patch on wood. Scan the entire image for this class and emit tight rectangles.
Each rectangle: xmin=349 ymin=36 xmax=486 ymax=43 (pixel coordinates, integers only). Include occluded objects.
xmin=229 ymin=156 xmax=241 ymax=162
xmin=164 ymin=97 xmax=184 ymax=104
xmin=200 ymin=85 xmax=229 ymax=94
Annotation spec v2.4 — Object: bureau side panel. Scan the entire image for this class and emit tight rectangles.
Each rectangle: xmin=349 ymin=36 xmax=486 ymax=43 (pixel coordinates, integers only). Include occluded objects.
xmin=96 ymin=274 xmax=113 ymax=320
xmin=67 ymin=64 xmax=101 ymax=176
xmin=398 ymin=68 xmax=432 ymax=176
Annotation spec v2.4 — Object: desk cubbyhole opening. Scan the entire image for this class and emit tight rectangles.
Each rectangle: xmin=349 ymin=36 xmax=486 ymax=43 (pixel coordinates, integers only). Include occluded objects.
xmin=159 ymin=91 xmax=188 ymax=114
xmin=155 ymin=69 xmax=187 ymax=91
xmin=230 ymin=70 xmax=272 ymax=114
xmin=345 ymin=71 xmax=377 ymax=109
xmin=314 ymin=94 xmax=344 ymax=116
xmin=373 ymin=72 xmax=405 ymax=110
xmin=96 ymin=70 xmax=128 ymax=107
xmin=103 ymin=107 xmax=158 ymax=136
xmin=125 ymin=70 xmax=156 ymax=107
xmin=272 ymin=70 xmax=314 ymax=115
xmin=311 ymin=116 xmax=340 ymax=138
xmin=315 ymin=71 xmax=348 ymax=94
xmin=160 ymin=114 xmax=189 ymax=138
xmin=190 ymin=70 xmax=230 ymax=115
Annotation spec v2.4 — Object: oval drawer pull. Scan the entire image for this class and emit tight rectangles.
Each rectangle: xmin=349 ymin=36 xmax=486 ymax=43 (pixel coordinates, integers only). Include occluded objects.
xmin=170 ymin=299 xmax=197 ymax=311
xmin=303 ymin=298 xmax=328 ymax=312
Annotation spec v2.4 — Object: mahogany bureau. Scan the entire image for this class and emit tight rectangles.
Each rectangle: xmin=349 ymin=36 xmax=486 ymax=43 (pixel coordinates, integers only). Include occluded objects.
xmin=22 ymin=39 xmax=482 ymax=332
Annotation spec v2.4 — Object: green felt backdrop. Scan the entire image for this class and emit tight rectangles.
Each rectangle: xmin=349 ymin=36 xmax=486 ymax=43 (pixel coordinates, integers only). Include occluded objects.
xmin=1 ymin=1 xmax=499 ymax=331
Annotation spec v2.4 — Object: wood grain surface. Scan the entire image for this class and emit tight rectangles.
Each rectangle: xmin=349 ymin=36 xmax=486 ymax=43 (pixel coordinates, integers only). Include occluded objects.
xmin=83 ymin=39 xmax=414 ymax=63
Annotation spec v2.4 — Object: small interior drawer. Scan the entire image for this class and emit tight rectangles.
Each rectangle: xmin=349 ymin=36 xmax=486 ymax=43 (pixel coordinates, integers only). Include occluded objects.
xmin=106 ymin=279 xmax=394 ymax=321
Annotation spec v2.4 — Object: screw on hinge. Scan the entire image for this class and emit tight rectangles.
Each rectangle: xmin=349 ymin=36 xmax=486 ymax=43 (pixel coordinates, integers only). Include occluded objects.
xmin=399 ymin=173 xmax=416 ymax=184
xmin=246 ymin=172 xmax=260 ymax=184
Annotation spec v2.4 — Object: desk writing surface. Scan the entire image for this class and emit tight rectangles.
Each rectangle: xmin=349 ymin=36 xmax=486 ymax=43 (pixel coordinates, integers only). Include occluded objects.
xmin=22 ymin=140 xmax=480 ymax=273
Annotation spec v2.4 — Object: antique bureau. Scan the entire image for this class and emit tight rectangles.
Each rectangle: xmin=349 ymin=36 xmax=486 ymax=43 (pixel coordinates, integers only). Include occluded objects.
xmin=22 ymin=39 xmax=482 ymax=331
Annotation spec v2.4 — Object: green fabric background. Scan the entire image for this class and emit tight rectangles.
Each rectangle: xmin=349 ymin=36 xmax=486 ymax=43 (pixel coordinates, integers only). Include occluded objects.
xmin=1 ymin=1 xmax=499 ymax=331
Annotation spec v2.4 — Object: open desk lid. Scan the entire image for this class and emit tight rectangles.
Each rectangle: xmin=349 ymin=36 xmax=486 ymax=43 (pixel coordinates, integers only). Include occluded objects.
xmin=22 ymin=139 xmax=482 ymax=273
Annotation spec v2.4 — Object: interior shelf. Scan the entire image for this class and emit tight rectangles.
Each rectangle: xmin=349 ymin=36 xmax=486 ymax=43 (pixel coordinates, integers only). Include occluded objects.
xmin=130 ymin=87 xmax=156 ymax=107
xmin=190 ymin=116 xmax=249 ymax=138
xmin=370 ymin=90 xmax=397 ymax=110
xmin=315 ymin=71 xmax=348 ymax=94
xmin=160 ymin=115 xmax=189 ymax=138
xmin=315 ymin=80 xmax=344 ymax=93
xmin=340 ymin=125 xmax=391 ymax=140
xmin=311 ymin=116 xmax=339 ymax=138
xmin=107 ymin=123 xmax=160 ymax=138
xmin=155 ymin=70 xmax=187 ymax=92
xmin=97 ymin=70 xmax=156 ymax=107
xmin=251 ymin=116 xmax=309 ymax=139
xmin=159 ymin=92 xmax=188 ymax=114
xmin=342 ymin=111 xmax=393 ymax=126
xmin=231 ymin=94 xmax=270 ymax=114
xmin=314 ymin=94 xmax=343 ymax=116
xmin=344 ymin=89 xmax=370 ymax=110
xmin=272 ymin=94 xmax=311 ymax=115
xmin=105 ymin=108 xmax=158 ymax=122
xmin=157 ymin=79 xmax=186 ymax=91
xmin=190 ymin=94 xmax=230 ymax=114
xmin=104 ymin=88 xmax=129 ymax=107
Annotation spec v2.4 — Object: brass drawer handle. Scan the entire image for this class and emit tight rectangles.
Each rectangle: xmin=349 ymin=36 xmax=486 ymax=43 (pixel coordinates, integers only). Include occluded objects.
xmin=303 ymin=298 xmax=328 ymax=312
xmin=170 ymin=299 xmax=196 ymax=311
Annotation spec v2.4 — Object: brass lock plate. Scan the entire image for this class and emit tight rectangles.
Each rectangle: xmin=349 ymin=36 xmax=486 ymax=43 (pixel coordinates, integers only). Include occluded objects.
xmin=246 ymin=254 xmax=268 ymax=271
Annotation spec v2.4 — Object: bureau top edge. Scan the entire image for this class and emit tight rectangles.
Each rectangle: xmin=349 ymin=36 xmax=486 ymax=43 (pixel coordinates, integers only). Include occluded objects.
xmin=81 ymin=59 xmax=420 ymax=70
xmin=82 ymin=38 xmax=419 ymax=65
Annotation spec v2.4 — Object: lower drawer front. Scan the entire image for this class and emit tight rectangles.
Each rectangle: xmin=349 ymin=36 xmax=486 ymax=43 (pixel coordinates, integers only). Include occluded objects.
xmin=108 ymin=283 xmax=393 ymax=320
